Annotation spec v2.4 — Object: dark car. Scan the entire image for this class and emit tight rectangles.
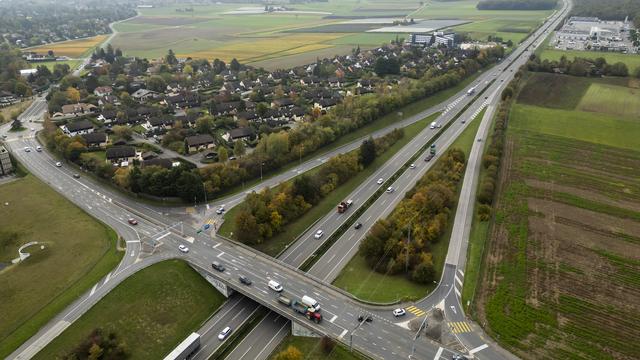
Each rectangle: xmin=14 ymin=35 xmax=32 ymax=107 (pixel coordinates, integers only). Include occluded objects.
xmin=424 ymin=154 xmax=434 ymax=162
xmin=212 ymin=261 xmax=225 ymax=272
xmin=72 ymin=173 xmax=80 ymax=179
xmin=128 ymin=218 xmax=138 ymax=225
xmin=239 ymin=275 xmax=252 ymax=285
xmin=354 ymin=222 xmax=362 ymax=229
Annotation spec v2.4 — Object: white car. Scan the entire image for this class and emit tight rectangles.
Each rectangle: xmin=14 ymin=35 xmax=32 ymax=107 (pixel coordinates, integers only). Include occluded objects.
xmin=386 ymin=187 xmax=394 ymax=193
xmin=268 ymin=280 xmax=283 ymax=292
xmin=36 ymin=146 xmax=42 ymax=152
xmin=376 ymin=178 xmax=384 ymax=185
xmin=24 ymin=147 xmax=31 ymax=152
xmin=393 ymin=308 xmax=406 ymax=317
xmin=314 ymin=230 xmax=324 ymax=239
xmin=55 ymin=162 xmax=62 ymax=167
xmin=409 ymin=163 xmax=416 ymax=169
xmin=178 ymin=244 xmax=189 ymax=253
xmin=216 ymin=206 xmax=225 ymax=215
xmin=218 ymin=326 xmax=232 ymax=340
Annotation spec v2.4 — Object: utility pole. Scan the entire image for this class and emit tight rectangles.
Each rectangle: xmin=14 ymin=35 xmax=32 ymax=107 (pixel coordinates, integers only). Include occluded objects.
xmin=411 ymin=313 xmax=429 ymax=358
xmin=350 ymin=313 xmax=370 ymax=352
xmin=406 ymin=222 xmax=411 ymax=273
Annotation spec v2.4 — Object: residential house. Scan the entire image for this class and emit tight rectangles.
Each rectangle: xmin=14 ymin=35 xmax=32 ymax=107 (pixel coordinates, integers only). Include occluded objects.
xmin=62 ymin=119 xmax=94 ymax=136
xmin=314 ymin=98 xmax=338 ymax=114
xmin=223 ymin=127 xmax=254 ymax=142
xmin=93 ymin=86 xmax=113 ymax=97
xmin=97 ymin=95 xmax=120 ymax=107
xmin=60 ymin=103 xmax=97 ymax=117
xmin=106 ymin=145 xmax=137 ymax=166
xmin=271 ymin=98 xmax=294 ymax=109
xmin=185 ymin=134 xmax=215 ymax=153
xmin=81 ymin=132 xmax=108 ymax=149
xmin=144 ymin=117 xmax=174 ymax=132
xmin=328 ymin=77 xmax=342 ymax=88
xmin=131 ymin=89 xmax=158 ymax=102
xmin=141 ymin=158 xmax=174 ymax=169
xmin=235 ymin=111 xmax=259 ymax=123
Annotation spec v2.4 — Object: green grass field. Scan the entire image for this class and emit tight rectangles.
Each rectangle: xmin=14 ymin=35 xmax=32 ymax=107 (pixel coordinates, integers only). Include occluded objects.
xmin=0 ymin=175 xmax=122 ymax=359
xmin=27 ymin=60 xmax=80 ymax=71
xmin=539 ymin=48 xmax=640 ymax=72
xmin=510 ymin=103 xmax=640 ymax=151
xmin=577 ymin=82 xmax=640 ymax=117
xmin=35 ymin=260 xmax=226 ymax=360
xmin=333 ymin=109 xmax=485 ymax=303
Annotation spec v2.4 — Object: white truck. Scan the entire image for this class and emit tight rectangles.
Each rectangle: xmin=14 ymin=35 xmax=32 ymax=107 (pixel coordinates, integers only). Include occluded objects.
xmin=467 ymin=86 xmax=476 ymax=96
xmin=430 ymin=121 xmax=437 ymax=129
xmin=163 ymin=332 xmax=200 ymax=360
xmin=302 ymin=295 xmax=321 ymax=312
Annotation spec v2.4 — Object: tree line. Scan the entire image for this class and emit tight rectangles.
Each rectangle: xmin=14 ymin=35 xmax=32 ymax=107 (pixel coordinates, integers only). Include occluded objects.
xmin=525 ymin=54 xmax=635 ymax=77
xmin=571 ymin=0 xmax=640 ymax=28
xmin=64 ymin=328 xmax=128 ymax=360
xmin=477 ymin=0 xmax=558 ymax=11
xmin=359 ymin=149 xmax=466 ymax=284
xmin=234 ymin=129 xmax=404 ymax=245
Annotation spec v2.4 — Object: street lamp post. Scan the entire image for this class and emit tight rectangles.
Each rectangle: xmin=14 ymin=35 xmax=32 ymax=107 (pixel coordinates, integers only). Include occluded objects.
xmin=260 ymin=162 xmax=265 ymax=181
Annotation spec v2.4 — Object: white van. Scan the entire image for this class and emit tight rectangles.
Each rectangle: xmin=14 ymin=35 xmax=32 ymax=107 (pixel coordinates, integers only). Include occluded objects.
xmin=302 ymin=295 xmax=320 ymax=312
xmin=430 ymin=121 xmax=437 ymax=129
xmin=268 ymin=280 xmax=283 ymax=292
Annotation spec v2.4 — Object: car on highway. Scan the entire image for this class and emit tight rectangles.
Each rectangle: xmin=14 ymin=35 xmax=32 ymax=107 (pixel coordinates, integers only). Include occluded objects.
xmin=55 ymin=162 xmax=62 ymax=167
xmin=393 ymin=308 xmax=406 ymax=317
xmin=424 ymin=154 xmax=434 ymax=162
xmin=216 ymin=206 xmax=225 ymax=215
xmin=178 ymin=244 xmax=189 ymax=253
xmin=477 ymin=138 xmax=482 ymax=142
xmin=376 ymin=178 xmax=384 ymax=185
xmin=239 ymin=275 xmax=252 ymax=285
xmin=314 ymin=229 xmax=324 ymax=239
xmin=218 ymin=327 xmax=232 ymax=341
xmin=30 ymin=127 xmax=35 ymax=131
xmin=128 ymin=218 xmax=138 ymax=225
xmin=409 ymin=163 xmax=416 ymax=169
xmin=354 ymin=222 xmax=362 ymax=229
xmin=24 ymin=147 xmax=31 ymax=152
xmin=452 ymin=355 xmax=469 ymax=360
xmin=73 ymin=173 xmax=80 ymax=179
xmin=211 ymin=261 xmax=225 ymax=272
xmin=386 ymin=187 xmax=394 ymax=193
xmin=268 ymin=280 xmax=283 ymax=292
xmin=36 ymin=146 xmax=42 ymax=152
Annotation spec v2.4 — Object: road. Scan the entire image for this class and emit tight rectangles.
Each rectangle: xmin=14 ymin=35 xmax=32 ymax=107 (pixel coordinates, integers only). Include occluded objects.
xmin=2 ymin=1 xmax=570 ymax=358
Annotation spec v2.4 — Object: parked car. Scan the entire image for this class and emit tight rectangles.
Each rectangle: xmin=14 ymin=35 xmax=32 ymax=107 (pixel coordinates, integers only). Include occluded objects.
xmin=218 ymin=327 xmax=232 ymax=340
xmin=239 ymin=275 xmax=252 ymax=285
xmin=314 ymin=230 xmax=324 ymax=239
xmin=178 ymin=244 xmax=189 ymax=253
xmin=354 ymin=222 xmax=362 ymax=229
xmin=393 ymin=308 xmax=406 ymax=317
xmin=211 ymin=261 xmax=225 ymax=272
xmin=128 ymin=218 xmax=138 ymax=225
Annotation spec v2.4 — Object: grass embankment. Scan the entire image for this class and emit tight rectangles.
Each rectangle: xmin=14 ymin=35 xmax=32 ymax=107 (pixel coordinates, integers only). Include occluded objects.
xmin=219 ymin=113 xmax=439 ymax=256
xmin=212 ymin=72 xmax=482 ymax=200
xmin=1 ymin=100 xmax=33 ymax=124
xmin=0 ymin=175 xmax=122 ymax=359
xmin=333 ymin=109 xmax=485 ymax=303
xmin=27 ymin=60 xmax=81 ymax=71
xmin=269 ymin=335 xmax=363 ymax=360
xmin=35 ymin=260 xmax=226 ymax=360
xmin=472 ymin=72 xmax=640 ymax=359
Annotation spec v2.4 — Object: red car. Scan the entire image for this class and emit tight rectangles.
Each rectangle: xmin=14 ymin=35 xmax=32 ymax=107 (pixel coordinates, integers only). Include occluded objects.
xmin=128 ymin=218 xmax=138 ymax=225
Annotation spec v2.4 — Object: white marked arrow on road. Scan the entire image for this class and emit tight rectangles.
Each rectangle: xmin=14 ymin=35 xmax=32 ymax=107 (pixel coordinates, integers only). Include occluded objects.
xmin=450 ymin=305 xmax=457 ymax=315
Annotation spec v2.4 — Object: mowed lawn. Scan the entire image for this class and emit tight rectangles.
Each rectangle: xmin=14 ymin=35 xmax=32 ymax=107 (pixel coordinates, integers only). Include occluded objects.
xmin=26 ymin=35 xmax=108 ymax=58
xmin=0 ymin=175 xmax=122 ymax=359
xmin=269 ymin=335 xmax=359 ymax=360
xmin=510 ymin=104 xmax=640 ymax=151
xmin=35 ymin=260 xmax=226 ymax=360
xmin=577 ymin=82 xmax=640 ymax=117
xmin=540 ymin=48 xmax=640 ymax=72
xmin=333 ymin=110 xmax=485 ymax=303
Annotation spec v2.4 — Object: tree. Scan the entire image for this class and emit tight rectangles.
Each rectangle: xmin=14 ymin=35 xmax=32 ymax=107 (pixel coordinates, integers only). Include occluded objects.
xmin=195 ymin=115 xmax=215 ymax=134
xmin=146 ymin=75 xmax=166 ymax=92
xmin=273 ymin=345 xmax=302 ymax=360
xmin=218 ymin=146 xmax=229 ymax=162
xmin=412 ymin=258 xmax=435 ymax=283
xmin=10 ymin=119 xmax=23 ymax=131
xmin=320 ymin=336 xmax=336 ymax=354
xmin=183 ymin=64 xmax=193 ymax=75
xmin=233 ymin=140 xmax=246 ymax=157
xmin=165 ymin=49 xmax=178 ymax=65
xmin=66 ymin=87 xmax=80 ymax=103
xmin=359 ymin=137 xmax=376 ymax=166
xmin=88 ymin=343 xmax=103 ymax=360
xmin=234 ymin=209 xmax=259 ymax=244
xmin=112 ymin=125 xmax=133 ymax=141
xmin=374 ymin=57 xmax=400 ymax=76
xmin=230 ymin=58 xmax=241 ymax=71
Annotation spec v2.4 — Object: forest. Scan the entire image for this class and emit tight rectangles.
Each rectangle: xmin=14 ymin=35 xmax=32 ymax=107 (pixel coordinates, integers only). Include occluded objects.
xmin=477 ymin=0 xmax=558 ymax=10
xmin=571 ymin=0 xmax=640 ymax=27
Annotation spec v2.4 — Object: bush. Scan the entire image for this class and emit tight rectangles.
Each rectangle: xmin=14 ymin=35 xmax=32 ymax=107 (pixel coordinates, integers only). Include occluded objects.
xmin=274 ymin=345 xmax=302 ymax=360
xmin=478 ymin=204 xmax=492 ymax=221
xmin=320 ymin=336 xmax=336 ymax=354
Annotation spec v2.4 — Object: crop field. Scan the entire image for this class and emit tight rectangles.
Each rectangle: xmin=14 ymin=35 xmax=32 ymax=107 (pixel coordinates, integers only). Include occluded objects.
xmin=539 ymin=48 xmax=640 ymax=72
xmin=26 ymin=35 xmax=108 ymax=58
xmin=577 ymin=82 xmax=640 ymax=118
xmin=474 ymin=74 xmax=640 ymax=359
xmin=36 ymin=260 xmax=226 ymax=360
xmin=0 ymin=175 xmax=121 ymax=359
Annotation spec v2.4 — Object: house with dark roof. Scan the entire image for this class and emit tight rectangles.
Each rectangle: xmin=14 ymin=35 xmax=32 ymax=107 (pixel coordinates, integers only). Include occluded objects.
xmin=81 ymin=132 xmax=108 ymax=149
xmin=223 ymin=127 xmax=255 ymax=142
xmin=141 ymin=158 xmax=174 ymax=169
xmin=144 ymin=117 xmax=175 ymax=132
xmin=185 ymin=134 xmax=215 ymax=154
xmin=60 ymin=103 xmax=97 ymax=117
xmin=271 ymin=98 xmax=294 ymax=109
xmin=234 ymin=111 xmax=258 ymax=122
xmin=106 ymin=145 xmax=137 ymax=166
xmin=61 ymin=119 xmax=94 ymax=136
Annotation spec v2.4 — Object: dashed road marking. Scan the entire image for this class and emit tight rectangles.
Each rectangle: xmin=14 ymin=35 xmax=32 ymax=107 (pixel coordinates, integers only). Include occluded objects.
xmin=330 ymin=315 xmax=337 ymax=323
xmin=338 ymin=329 xmax=348 ymax=339
xmin=469 ymin=344 xmax=489 ymax=354
xmin=434 ymin=347 xmax=444 ymax=359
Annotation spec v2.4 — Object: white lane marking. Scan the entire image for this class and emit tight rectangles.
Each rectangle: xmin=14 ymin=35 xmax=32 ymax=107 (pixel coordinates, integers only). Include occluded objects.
xmin=104 ymin=271 xmax=112 ymax=283
xmin=239 ymin=346 xmax=253 ymax=359
xmin=156 ymin=232 xmax=171 ymax=241
xmin=469 ymin=344 xmax=489 ymax=354
xmin=455 ymin=288 xmax=461 ymax=297
xmin=185 ymin=236 xmax=195 ymax=243
xmin=327 ymin=253 xmax=336 ymax=263
xmin=217 ymin=251 xmax=225 ymax=258
xmin=330 ymin=315 xmax=338 ymax=323
xmin=213 ymin=243 xmax=221 ymax=248
xmin=338 ymin=329 xmax=348 ymax=339
xmin=455 ymin=275 xmax=463 ymax=287
xmin=89 ymin=284 xmax=97 ymax=297
xmin=434 ymin=347 xmax=444 ymax=359
xmin=458 ymin=269 xmax=465 ymax=278
xmin=13 ymin=320 xmax=71 ymax=359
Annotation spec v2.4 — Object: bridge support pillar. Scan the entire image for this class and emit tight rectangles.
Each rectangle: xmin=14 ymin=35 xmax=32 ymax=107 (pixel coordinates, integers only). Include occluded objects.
xmin=190 ymin=265 xmax=234 ymax=298
xmin=291 ymin=322 xmax=320 ymax=338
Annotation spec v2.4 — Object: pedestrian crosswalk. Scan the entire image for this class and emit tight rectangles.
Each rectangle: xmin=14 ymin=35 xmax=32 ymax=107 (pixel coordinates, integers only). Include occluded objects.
xmin=449 ymin=321 xmax=472 ymax=334
xmin=406 ymin=305 xmax=426 ymax=317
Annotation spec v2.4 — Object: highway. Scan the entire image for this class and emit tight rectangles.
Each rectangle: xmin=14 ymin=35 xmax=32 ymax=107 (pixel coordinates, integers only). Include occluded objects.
xmin=2 ymin=1 xmax=571 ymax=358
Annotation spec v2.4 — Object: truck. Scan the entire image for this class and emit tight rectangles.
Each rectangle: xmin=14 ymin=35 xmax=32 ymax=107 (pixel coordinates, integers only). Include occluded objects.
xmin=163 ymin=332 xmax=200 ymax=360
xmin=467 ymin=86 xmax=476 ymax=96
xmin=337 ymin=199 xmax=353 ymax=213
xmin=430 ymin=144 xmax=436 ymax=155
xmin=291 ymin=299 xmax=322 ymax=323
xmin=429 ymin=121 xmax=437 ymax=129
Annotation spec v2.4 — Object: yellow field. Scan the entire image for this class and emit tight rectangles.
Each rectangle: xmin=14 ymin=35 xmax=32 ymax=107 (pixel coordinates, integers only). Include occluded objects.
xmin=27 ymin=35 xmax=108 ymax=58
xmin=178 ymin=33 xmax=343 ymax=62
